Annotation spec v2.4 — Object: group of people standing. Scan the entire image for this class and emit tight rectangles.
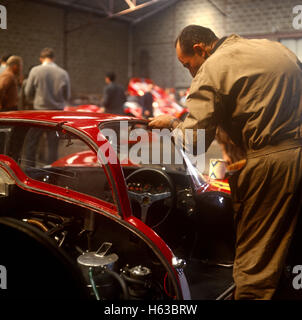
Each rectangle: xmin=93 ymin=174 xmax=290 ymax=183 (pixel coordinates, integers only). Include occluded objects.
xmin=0 ymin=50 xmax=152 ymax=117
xmin=0 ymin=48 xmax=72 ymax=166
xmin=0 ymin=48 xmax=71 ymax=112
xmin=0 ymin=48 xmax=70 ymax=111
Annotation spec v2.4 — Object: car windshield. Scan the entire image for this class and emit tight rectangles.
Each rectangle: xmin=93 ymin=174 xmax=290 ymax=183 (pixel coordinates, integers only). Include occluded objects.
xmin=0 ymin=124 xmax=114 ymax=204
xmin=98 ymin=120 xmax=224 ymax=192
xmin=99 ymin=120 xmax=188 ymax=174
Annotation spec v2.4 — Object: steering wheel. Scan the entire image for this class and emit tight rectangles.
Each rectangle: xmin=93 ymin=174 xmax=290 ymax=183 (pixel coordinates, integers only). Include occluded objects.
xmin=126 ymin=168 xmax=176 ymax=228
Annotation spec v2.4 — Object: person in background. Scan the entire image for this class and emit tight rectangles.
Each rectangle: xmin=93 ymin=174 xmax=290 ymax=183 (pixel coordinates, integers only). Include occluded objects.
xmin=0 ymin=54 xmax=12 ymax=75
xmin=102 ymin=72 xmax=126 ymax=115
xmin=24 ymin=48 xmax=71 ymax=165
xmin=0 ymin=55 xmax=23 ymax=111
xmin=25 ymin=48 xmax=70 ymax=111
xmin=141 ymin=83 xmax=154 ymax=118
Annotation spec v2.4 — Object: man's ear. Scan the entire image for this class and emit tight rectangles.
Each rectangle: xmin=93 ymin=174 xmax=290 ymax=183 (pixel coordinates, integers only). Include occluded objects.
xmin=193 ymin=43 xmax=205 ymax=57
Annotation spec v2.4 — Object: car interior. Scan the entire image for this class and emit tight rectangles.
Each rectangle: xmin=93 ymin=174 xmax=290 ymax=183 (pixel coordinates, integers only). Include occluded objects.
xmin=0 ymin=121 xmax=236 ymax=299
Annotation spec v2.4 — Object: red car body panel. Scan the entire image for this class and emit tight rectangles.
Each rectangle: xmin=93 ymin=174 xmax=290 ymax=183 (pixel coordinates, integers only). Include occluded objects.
xmin=0 ymin=155 xmax=118 ymax=216
xmin=64 ymin=104 xmax=103 ymax=113
xmin=0 ymin=111 xmax=189 ymax=295
xmin=127 ymin=78 xmax=188 ymax=119
xmin=0 ymin=111 xmax=233 ymax=300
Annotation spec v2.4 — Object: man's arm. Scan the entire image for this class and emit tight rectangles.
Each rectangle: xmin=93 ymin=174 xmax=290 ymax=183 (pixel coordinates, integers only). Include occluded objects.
xmin=177 ymin=85 xmax=217 ymax=151
xmin=149 ymin=84 xmax=217 ymax=152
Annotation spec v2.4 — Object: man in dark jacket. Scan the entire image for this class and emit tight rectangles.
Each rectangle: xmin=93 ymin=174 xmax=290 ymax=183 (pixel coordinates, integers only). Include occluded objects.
xmin=141 ymin=83 xmax=154 ymax=118
xmin=0 ymin=56 xmax=23 ymax=111
xmin=149 ymin=25 xmax=302 ymax=299
xmin=102 ymin=72 xmax=126 ymax=115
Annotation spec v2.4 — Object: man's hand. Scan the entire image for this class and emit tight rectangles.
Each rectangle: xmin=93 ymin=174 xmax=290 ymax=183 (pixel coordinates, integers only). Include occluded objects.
xmin=148 ymin=114 xmax=180 ymax=129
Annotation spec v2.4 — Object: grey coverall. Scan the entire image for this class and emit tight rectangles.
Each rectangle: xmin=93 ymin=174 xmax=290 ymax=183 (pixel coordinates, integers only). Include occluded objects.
xmin=177 ymin=34 xmax=302 ymax=299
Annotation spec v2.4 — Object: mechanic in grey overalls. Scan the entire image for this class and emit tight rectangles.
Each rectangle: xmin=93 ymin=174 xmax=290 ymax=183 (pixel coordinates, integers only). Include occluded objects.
xmin=149 ymin=25 xmax=302 ymax=299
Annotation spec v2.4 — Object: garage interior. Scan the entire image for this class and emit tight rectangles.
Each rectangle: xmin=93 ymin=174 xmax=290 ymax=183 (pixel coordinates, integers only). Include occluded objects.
xmin=2 ymin=0 xmax=301 ymax=172
xmin=1 ymin=0 xmax=301 ymax=97
xmin=1 ymin=0 xmax=302 ymax=301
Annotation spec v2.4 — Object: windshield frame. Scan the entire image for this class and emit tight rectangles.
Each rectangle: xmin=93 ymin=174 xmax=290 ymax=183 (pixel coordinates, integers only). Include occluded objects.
xmin=0 ymin=118 xmax=127 ymax=218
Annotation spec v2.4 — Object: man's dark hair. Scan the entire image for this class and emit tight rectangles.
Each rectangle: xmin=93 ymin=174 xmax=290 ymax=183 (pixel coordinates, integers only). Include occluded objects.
xmin=40 ymin=48 xmax=55 ymax=59
xmin=175 ymin=25 xmax=218 ymax=56
xmin=1 ymin=54 xmax=12 ymax=63
xmin=106 ymin=72 xmax=116 ymax=82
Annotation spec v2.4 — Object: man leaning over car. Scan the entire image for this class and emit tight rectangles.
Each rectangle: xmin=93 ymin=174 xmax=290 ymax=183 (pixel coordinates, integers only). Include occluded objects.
xmin=149 ymin=25 xmax=302 ymax=300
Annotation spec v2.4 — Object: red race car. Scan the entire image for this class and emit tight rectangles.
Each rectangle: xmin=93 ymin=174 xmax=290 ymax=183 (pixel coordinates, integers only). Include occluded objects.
xmin=63 ymin=79 xmax=189 ymax=121
xmin=125 ymin=78 xmax=188 ymax=120
xmin=0 ymin=110 xmax=237 ymax=300
xmin=64 ymin=104 xmax=104 ymax=113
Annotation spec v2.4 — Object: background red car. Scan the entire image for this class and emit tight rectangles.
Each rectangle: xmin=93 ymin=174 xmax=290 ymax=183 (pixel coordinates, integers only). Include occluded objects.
xmin=64 ymin=78 xmax=188 ymax=121
xmin=125 ymin=78 xmax=188 ymax=119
